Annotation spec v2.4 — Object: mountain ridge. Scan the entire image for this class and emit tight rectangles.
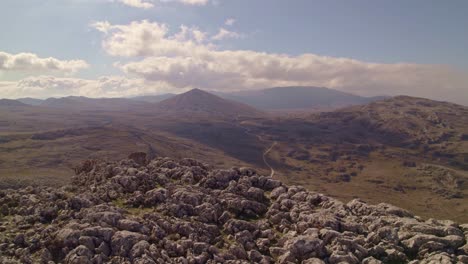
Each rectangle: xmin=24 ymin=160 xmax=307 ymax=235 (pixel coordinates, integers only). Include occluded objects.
xmin=214 ymin=86 xmax=387 ymax=111
xmin=39 ymin=96 xmax=152 ymax=111
xmin=12 ymin=86 xmax=388 ymax=112
xmin=0 ymin=99 xmax=28 ymax=107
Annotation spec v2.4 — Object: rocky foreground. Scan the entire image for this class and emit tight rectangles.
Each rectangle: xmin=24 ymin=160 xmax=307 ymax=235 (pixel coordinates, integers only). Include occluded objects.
xmin=0 ymin=154 xmax=467 ymax=264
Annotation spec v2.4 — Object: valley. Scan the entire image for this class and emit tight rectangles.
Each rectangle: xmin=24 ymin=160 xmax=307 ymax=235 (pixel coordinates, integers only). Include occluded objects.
xmin=1 ymin=89 xmax=467 ymax=222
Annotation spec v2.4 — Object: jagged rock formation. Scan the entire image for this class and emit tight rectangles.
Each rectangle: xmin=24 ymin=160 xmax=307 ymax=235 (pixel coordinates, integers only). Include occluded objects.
xmin=0 ymin=155 xmax=467 ymax=263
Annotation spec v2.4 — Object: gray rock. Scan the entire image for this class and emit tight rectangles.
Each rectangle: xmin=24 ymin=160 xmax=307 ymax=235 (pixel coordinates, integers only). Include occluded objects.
xmin=87 ymin=211 xmax=122 ymax=227
xmin=144 ymin=188 xmax=167 ymax=206
xmin=302 ymin=258 xmax=326 ymax=264
xmin=1 ymin=157 xmax=467 ymax=264
xmin=55 ymin=228 xmax=80 ymax=248
xmin=64 ymin=245 xmax=93 ymax=264
xmin=82 ymin=227 xmax=114 ymax=242
xmin=78 ymin=236 xmax=95 ymax=251
xmin=111 ymin=231 xmax=148 ymax=257
xmin=118 ymin=219 xmax=144 ymax=232
xmin=362 ymin=256 xmax=383 ymax=264
xmin=96 ymin=241 xmax=111 ymax=256
xmin=402 ymin=234 xmax=464 ymax=251
xmin=328 ymin=252 xmax=359 ymax=264
xmin=130 ymin=240 xmax=150 ymax=260
xmin=284 ymin=235 xmax=326 ymax=260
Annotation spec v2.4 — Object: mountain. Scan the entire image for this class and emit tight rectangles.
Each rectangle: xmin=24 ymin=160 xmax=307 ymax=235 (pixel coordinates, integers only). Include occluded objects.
xmin=16 ymin=97 xmax=44 ymax=106
xmin=40 ymin=96 xmax=152 ymax=111
xmin=216 ymin=86 xmax=386 ymax=111
xmin=1 ymin=93 xmax=467 ymax=222
xmin=155 ymin=88 xmax=264 ymax=117
xmin=12 ymin=87 xmax=385 ymax=112
xmin=1 ymin=154 xmax=467 ymax=264
xmin=241 ymin=95 xmax=468 ymax=221
xmin=40 ymin=97 xmax=84 ymax=108
xmin=317 ymin=95 xmax=468 ymax=147
xmin=0 ymin=99 xmax=28 ymax=107
xmin=132 ymin=93 xmax=176 ymax=103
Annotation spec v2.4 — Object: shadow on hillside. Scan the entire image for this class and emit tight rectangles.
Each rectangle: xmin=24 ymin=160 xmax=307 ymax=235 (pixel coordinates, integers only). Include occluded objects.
xmin=159 ymin=121 xmax=266 ymax=167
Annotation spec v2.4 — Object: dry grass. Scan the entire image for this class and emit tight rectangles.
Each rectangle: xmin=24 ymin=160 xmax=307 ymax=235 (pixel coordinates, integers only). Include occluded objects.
xmin=1 ymin=96 xmax=467 ymax=222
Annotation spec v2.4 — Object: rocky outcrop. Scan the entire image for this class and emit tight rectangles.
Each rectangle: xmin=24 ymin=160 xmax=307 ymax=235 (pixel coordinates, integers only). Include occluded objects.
xmin=0 ymin=156 xmax=467 ymax=263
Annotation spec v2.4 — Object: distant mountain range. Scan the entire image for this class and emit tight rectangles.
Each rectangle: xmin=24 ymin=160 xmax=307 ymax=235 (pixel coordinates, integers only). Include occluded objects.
xmin=35 ymin=96 xmax=152 ymax=111
xmin=214 ymin=86 xmax=387 ymax=111
xmin=0 ymin=99 xmax=28 ymax=107
xmin=16 ymin=97 xmax=43 ymax=106
xmin=9 ymin=86 xmax=387 ymax=112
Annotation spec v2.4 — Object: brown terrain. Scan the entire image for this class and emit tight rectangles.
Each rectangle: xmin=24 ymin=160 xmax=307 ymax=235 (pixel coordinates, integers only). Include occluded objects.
xmin=244 ymin=96 xmax=468 ymax=222
xmin=0 ymin=89 xmax=467 ymax=222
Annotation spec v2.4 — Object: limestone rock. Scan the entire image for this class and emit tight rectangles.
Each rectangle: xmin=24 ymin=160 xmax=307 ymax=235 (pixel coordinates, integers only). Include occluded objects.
xmin=0 ymin=156 xmax=466 ymax=264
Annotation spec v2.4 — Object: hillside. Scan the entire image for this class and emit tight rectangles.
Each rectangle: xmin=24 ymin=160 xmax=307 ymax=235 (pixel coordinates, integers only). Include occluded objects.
xmin=0 ymin=155 xmax=466 ymax=263
xmin=0 ymin=123 xmax=254 ymax=189
xmin=0 ymin=99 xmax=262 ymax=189
xmin=156 ymin=89 xmax=264 ymax=117
xmin=1 ymin=94 xmax=467 ymax=222
xmin=216 ymin=86 xmax=385 ymax=111
xmin=132 ymin=94 xmax=175 ymax=103
xmin=243 ymin=95 xmax=468 ymax=221
xmin=324 ymin=95 xmax=468 ymax=147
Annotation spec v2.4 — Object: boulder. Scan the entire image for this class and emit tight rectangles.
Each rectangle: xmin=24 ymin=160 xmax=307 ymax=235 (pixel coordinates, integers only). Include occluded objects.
xmin=111 ymin=231 xmax=148 ymax=257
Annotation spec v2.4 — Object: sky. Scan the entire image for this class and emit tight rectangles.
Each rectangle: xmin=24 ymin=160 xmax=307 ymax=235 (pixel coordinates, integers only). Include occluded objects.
xmin=0 ymin=0 xmax=467 ymax=104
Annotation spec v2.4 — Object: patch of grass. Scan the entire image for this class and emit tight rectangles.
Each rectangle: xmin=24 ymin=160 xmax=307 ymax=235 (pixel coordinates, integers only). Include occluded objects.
xmin=111 ymin=198 xmax=154 ymax=217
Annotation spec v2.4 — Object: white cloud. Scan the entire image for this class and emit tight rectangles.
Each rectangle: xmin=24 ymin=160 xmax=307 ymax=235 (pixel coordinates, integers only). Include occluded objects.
xmin=91 ymin=20 xmax=209 ymax=57
xmin=173 ymin=0 xmax=209 ymax=5
xmin=117 ymin=0 xmax=154 ymax=9
xmin=225 ymin=18 xmax=236 ymax=26
xmin=0 ymin=51 xmax=89 ymax=74
xmin=173 ymin=25 xmax=207 ymax=44
xmin=115 ymin=0 xmax=210 ymax=8
xmin=0 ymin=75 xmax=175 ymax=99
xmin=91 ymin=20 xmax=468 ymax=105
xmin=212 ymin=28 xmax=243 ymax=41
xmin=90 ymin=21 xmax=112 ymax=33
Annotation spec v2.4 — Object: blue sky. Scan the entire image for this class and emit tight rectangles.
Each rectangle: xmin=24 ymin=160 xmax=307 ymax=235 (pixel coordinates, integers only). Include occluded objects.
xmin=0 ymin=0 xmax=467 ymax=103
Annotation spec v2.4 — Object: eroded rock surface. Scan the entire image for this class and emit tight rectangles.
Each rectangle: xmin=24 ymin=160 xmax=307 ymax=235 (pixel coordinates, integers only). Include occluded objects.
xmin=0 ymin=156 xmax=467 ymax=263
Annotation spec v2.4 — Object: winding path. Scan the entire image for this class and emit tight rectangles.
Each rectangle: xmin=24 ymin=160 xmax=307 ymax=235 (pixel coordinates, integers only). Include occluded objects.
xmin=235 ymin=116 xmax=278 ymax=177
xmin=262 ymin=141 xmax=278 ymax=177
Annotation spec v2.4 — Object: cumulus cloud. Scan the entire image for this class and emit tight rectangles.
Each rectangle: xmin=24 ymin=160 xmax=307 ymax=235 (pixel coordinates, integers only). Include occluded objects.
xmin=0 ymin=75 xmax=175 ymax=99
xmin=172 ymin=0 xmax=209 ymax=5
xmin=0 ymin=52 xmax=89 ymax=74
xmin=91 ymin=20 xmax=210 ymax=57
xmin=225 ymin=18 xmax=236 ymax=26
xmin=173 ymin=25 xmax=207 ymax=44
xmin=91 ymin=20 xmax=468 ymax=105
xmin=118 ymin=0 xmax=154 ymax=9
xmin=212 ymin=28 xmax=243 ymax=41
xmin=115 ymin=0 xmax=210 ymax=8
